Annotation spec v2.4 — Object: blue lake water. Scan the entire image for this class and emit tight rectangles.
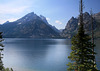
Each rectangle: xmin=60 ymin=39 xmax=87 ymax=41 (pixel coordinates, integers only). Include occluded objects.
xmin=2 ymin=38 xmax=100 ymax=71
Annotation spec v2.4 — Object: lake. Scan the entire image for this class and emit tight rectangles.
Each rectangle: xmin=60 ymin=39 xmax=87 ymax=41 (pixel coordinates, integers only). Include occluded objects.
xmin=2 ymin=38 xmax=100 ymax=71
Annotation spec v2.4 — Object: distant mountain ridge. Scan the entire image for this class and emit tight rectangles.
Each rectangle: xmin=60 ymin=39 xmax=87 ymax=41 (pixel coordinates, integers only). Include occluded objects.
xmin=1 ymin=12 xmax=100 ymax=38
xmin=0 ymin=12 xmax=60 ymax=38
xmin=39 ymin=15 xmax=60 ymax=33
xmin=61 ymin=12 xmax=100 ymax=38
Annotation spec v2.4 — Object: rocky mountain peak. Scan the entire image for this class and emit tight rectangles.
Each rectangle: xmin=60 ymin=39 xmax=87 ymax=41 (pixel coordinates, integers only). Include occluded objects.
xmin=40 ymin=15 xmax=49 ymax=24
xmin=0 ymin=12 xmax=60 ymax=38
xmin=84 ymin=12 xmax=90 ymax=16
xmin=94 ymin=12 xmax=100 ymax=22
xmin=70 ymin=16 xmax=75 ymax=20
xmin=83 ymin=12 xmax=91 ymax=21
xmin=62 ymin=12 xmax=100 ymax=38
xmin=68 ymin=17 xmax=77 ymax=23
xmin=4 ymin=21 xmax=10 ymax=24
xmin=25 ymin=12 xmax=35 ymax=16
xmin=61 ymin=16 xmax=78 ymax=38
xmin=65 ymin=16 xmax=78 ymax=30
xmin=16 ymin=12 xmax=41 ymax=24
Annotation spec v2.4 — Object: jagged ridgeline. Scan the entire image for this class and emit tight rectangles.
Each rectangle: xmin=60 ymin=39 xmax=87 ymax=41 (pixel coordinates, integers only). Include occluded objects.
xmin=62 ymin=12 xmax=100 ymax=38
xmin=0 ymin=12 xmax=100 ymax=38
xmin=0 ymin=12 xmax=60 ymax=38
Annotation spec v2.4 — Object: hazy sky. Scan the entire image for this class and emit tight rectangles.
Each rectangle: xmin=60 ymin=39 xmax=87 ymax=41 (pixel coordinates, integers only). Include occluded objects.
xmin=0 ymin=0 xmax=100 ymax=29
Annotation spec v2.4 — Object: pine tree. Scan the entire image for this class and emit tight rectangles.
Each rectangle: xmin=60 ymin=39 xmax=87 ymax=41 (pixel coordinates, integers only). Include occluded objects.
xmin=90 ymin=9 xmax=97 ymax=71
xmin=67 ymin=0 xmax=97 ymax=71
xmin=0 ymin=32 xmax=4 ymax=71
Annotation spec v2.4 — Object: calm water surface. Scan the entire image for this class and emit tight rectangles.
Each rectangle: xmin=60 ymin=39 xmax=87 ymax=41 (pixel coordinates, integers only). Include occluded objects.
xmin=2 ymin=38 xmax=100 ymax=71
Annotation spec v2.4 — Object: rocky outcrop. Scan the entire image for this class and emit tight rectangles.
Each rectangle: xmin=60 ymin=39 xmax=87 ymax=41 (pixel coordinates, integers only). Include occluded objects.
xmin=62 ymin=12 xmax=99 ymax=38
xmin=0 ymin=12 xmax=60 ymax=38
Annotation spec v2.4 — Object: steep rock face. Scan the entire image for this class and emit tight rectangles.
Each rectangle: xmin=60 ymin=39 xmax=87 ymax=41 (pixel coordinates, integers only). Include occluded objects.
xmin=64 ymin=17 xmax=78 ymax=33
xmin=62 ymin=12 xmax=98 ymax=38
xmin=40 ymin=15 xmax=49 ymax=24
xmin=0 ymin=12 xmax=60 ymax=38
xmin=40 ymin=15 xmax=60 ymax=33
xmin=16 ymin=12 xmax=42 ymax=24
xmin=83 ymin=12 xmax=96 ymax=32
xmin=93 ymin=12 xmax=100 ymax=38
xmin=94 ymin=12 xmax=100 ymax=22
xmin=62 ymin=17 xmax=78 ymax=38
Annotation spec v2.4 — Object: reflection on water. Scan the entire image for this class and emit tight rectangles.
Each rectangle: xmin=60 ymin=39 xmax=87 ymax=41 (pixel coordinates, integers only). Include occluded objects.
xmin=95 ymin=39 xmax=100 ymax=69
xmin=2 ymin=38 xmax=100 ymax=71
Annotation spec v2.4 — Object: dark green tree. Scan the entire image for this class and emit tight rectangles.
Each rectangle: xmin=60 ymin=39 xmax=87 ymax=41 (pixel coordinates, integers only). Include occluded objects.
xmin=0 ymin=33 xmax=14 ymax=71
xmin=11 ymin=68 xmax=13 ymax=71
xmin=90 ymin=9 xmax=98 ymax=71
xmin=0 ymin=32 xmax=4 ymax=71
xmin=67 ymin=0 xmax=97 ymax=71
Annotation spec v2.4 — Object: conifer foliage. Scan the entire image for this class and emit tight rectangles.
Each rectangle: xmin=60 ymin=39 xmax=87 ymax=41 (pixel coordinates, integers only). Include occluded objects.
xmin=67 ymin=0 xmax=97 ymax=71
xmin=0 ymin=33 xmax=14 ymax=71
xmin=0 ymin=32 xmax=4 ymax=71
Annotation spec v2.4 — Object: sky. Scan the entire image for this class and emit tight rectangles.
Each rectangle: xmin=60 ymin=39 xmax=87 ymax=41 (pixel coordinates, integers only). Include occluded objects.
xmin=0 ymin=0 xmax=100 ymax=29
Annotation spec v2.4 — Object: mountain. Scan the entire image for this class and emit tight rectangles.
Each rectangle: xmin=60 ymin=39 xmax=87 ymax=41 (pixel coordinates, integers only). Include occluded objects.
xmin=62 ymin=12 xmax=99 ymax=38
xmin=61 ymin=17 xmax=78 ymax=38
xmin=59 ymin=29 xmax=63 ymax=32
xmin=93 ymin=12 xmax=100 ymax=38
xmin=0 ymin=12 xmax=60 ymax=38
xmin=40 ymin=15 xmax=49 ymax=24
xmin=40 ymin=15 xmax=60 ymax=33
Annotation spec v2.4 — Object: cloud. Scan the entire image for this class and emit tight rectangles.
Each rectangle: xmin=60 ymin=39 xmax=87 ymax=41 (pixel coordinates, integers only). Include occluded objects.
xmin=46 ymin=18 xmax=50 ymax=21
xmin=8 ymin=18 xmax=18 ymax=22
xmin=0 ymin=0 xmax=34 ymax=15
xmin=0 ymin=0 xmax=33 ymax=24
xmin=55 ymin=20 xmax=62 ymax=24
xmin=0 ymin=18 xmax=18 ymax=24
xmin=0 ymin=4 xmax=29 ymax=14
xmin=0 ymin=20 xmax=6 ymax=24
